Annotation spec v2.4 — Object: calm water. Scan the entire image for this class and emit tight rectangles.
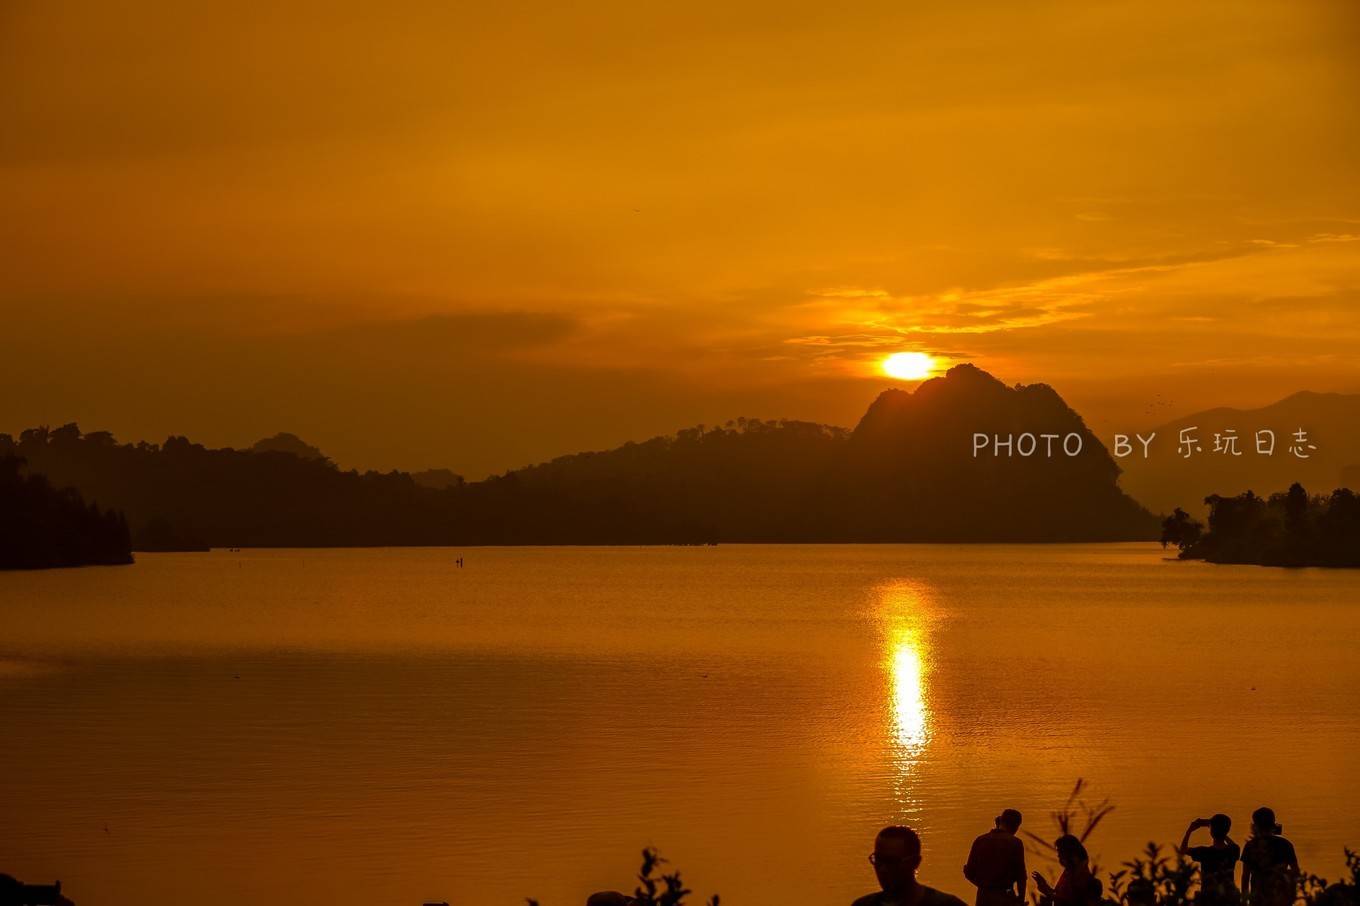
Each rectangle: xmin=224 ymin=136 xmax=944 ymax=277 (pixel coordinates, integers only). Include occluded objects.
xmin=1 ymin=545 xmax=1357 ymax=905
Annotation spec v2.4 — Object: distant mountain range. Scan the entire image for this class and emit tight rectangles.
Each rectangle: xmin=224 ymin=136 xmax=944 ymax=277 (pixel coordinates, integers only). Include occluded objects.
xmin=2 ymin=365 xmax=1158 ymax=548
xmin=1118 ymin=391 xmax=1360 ymax=515
xmin=252 ymin=433 xmax=464 ymax=489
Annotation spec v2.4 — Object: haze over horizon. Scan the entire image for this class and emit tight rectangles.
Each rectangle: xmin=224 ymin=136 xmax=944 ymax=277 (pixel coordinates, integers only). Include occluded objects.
xmin=4 ymin=0 xmax=1359 ymax=478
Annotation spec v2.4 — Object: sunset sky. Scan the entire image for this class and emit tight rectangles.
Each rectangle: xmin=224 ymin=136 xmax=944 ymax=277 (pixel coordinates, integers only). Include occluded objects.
xmin=3 ymin=0 xmax=1358 ymax=477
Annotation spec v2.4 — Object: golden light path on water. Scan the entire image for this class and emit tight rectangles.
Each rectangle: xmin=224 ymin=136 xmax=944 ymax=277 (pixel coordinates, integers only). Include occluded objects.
xmin=876 ymin=580 xmax=937 ymax=806
xmin=890 ymin=627 xmax=929 ymax=750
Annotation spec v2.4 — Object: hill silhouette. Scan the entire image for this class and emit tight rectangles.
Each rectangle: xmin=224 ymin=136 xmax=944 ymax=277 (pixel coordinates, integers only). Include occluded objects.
xmin=1 ymin=365 xmax=1157 ymax=548
xmin=829 ymin=364 xmax=1153 ymax=540
xmin=0 ymin=424 xmax=449 ymax=549
xmin=410 ymin=468 xmax=465 ymax=490
xmin=0 ymin=453 xmax=133 ymax=569
xmin=1119 ymin=391 xmax=1360 ymax=516
xmin=249 ymin=432 xmax=329 ymax=461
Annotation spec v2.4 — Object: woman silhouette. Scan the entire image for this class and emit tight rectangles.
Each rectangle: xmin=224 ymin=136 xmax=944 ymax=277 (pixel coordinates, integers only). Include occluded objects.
xmin=1032 ymin=836 xmax=1102 ymax=906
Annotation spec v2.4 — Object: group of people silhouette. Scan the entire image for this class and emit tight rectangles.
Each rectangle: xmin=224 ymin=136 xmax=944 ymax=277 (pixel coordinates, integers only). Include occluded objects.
xmin=581 ymin=805 xmax=1303 ymax=906
xmin=850 ymin=805 xmax=1298 ymax=906
xmin=0 ymin=806 xmax=1311 ymax=906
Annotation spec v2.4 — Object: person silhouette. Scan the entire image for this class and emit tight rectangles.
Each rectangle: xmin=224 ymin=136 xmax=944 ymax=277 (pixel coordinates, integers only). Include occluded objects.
xmin=1179 ymin=814 xmax=1241 ymax=905
xmin=854 ymin=825 xmax=969 ymax=906
xmin=1240 ymin=807 xmax=1299 ymax=906
xmin=964 ymin=808 xmax=1027 ymax=906
xmin=1031 ymin=836 xmax=1102 ymax=906
xmin=1127 ymin=877 xmax=1158 ymax=906
xmin=0 ymin=874 xmax=74 ymax=905
xmin=585 ymin=893 xmax=634 ymax=906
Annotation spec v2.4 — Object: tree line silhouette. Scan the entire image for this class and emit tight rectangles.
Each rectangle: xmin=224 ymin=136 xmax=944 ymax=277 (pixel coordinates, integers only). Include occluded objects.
xmin=1 ymin=366 xmax=1160 ymax=550
xmin=0 ymin=453 xmax=131 ymax=569
xmin=0 ymin=419 xmax=850 ymax=548
xmin=1161 ymin=482 xmax=1360 ymax=567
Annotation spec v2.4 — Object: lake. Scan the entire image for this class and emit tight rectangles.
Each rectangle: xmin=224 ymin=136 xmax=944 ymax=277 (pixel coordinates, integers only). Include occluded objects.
xmin=1 ymin=544 xmax=1357 ymax=905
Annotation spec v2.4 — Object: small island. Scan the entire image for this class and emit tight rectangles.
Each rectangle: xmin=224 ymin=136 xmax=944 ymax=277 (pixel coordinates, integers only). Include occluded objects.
xmin=0 ymin=454 xmax=133 ymax=569
xmin=1161 ymin=482 xmax=1360 ymax=567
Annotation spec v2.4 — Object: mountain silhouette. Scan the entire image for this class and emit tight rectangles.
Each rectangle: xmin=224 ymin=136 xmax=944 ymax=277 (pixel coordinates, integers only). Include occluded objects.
xmin=0 ymin=365 xmax=1157 ymax=548
xmin=410 ymin=468 xmax=465 ymax=490
xmin=1118 ymin=391 xmax=1360 ymax=515
xmin=829 ymin=364 xmax=1154 ymax=540
xmin=249 ymin=432 xmax=330 ymax=462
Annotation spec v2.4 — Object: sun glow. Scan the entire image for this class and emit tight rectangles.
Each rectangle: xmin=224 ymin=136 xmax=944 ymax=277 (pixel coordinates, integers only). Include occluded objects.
xmin=881 ymin=352 xmax=936 ymax=381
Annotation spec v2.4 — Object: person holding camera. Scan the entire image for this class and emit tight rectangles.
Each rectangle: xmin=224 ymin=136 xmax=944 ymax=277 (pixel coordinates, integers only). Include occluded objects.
xmin=1179 ymin=814 xmax=1241 ymax=905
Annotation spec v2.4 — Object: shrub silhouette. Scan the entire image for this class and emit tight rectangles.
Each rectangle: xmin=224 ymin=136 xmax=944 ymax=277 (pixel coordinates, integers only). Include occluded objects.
xmin=519 ymin=837 xmax=1357 ymax=906
xmin=526 ymin=848 xmax=718 ymax=906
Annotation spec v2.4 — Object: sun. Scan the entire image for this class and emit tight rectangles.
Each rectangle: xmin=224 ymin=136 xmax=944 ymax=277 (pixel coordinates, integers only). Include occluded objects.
xmin=881 ymin=352 xmax=936 ymax=381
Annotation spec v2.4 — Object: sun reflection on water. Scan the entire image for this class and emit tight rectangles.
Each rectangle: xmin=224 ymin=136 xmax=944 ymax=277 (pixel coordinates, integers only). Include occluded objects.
xmin=889 ymin=626 xmax=929 ymax=751
xmin=876 ymin=581 xmax=937 ymax=799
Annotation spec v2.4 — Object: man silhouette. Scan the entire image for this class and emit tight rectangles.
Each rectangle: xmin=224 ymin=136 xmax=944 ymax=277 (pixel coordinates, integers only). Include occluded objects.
xmin=0 ymin=875 xmax=74 ymax=906
xmin=1178 ymin=814 xmax=1240 ymax=905
xmin=1241 ymin=807 xmax=1298 ymax=906
xmin=964 ymin=809 xmax=1027 ymax=906
xmin=854 ymin=825 xmax=969 ymax=906
xmin=585 ymin=893 xmax=634 ymax=906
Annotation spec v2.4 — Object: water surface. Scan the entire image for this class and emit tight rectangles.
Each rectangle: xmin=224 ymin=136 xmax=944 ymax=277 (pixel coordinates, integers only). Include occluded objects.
xmin=1 ymin=544 xmax=1357 ymax=904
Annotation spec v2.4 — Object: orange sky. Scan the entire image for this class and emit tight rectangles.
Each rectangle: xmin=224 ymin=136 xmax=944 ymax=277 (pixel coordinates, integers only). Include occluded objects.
xmin=3 ymin=1 xmax=1359 ymax=477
